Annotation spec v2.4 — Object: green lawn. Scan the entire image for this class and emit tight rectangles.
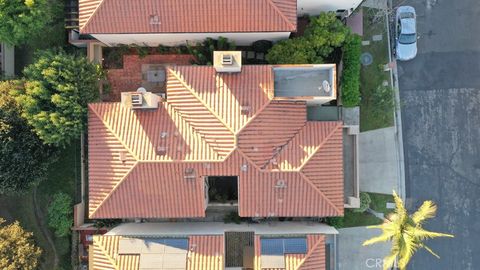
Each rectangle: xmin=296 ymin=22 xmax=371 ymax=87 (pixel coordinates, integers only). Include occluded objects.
xmin=326 ymin=209 xmax=383 ymax=228
xmin=368 ymin=192 xmax=395 ymax=217
xmin=359 ymin=7 xmax=395 ymax=131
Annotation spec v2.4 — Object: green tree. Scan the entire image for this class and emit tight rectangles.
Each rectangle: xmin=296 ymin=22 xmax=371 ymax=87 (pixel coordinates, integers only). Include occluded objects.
xmin=0 ymin=218 xmax=42 ymax=270
xmin=0 ymin=80 xmax=57 ymax=194
xmin=13 ymin=49 xmax=102 ymax=147
xmin=47 ymin=192 xmax=73 ymax=237
xmin=0 ymin=0 xmax=52 ymax=45
xmin=363 ymin=191 xmax=454 ymax=270
xmin=266 ymin=12 xmax=350 ymax=64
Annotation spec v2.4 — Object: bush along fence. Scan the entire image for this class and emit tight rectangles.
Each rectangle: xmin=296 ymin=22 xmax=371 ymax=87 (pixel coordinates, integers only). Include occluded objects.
xmin=340 ymin=34 xmax=362 ymax=107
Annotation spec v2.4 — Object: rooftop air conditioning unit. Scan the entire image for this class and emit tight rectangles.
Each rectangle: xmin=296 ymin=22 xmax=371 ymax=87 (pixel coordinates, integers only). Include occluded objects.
xmin=130 ymin=93 xmax=143 ymax=106
xmin=221 ymin=54 xmax=233 ymax=65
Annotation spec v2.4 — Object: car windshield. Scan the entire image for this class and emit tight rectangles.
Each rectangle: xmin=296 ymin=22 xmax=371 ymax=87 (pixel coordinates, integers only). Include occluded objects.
xmin=399 ymin=33 xmax=416 ymax=44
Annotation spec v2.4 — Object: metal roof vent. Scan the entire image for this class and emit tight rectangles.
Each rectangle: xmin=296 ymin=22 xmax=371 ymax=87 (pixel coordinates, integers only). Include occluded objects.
xmin=241 ymin=164 xmax=248 ymax=172
xmin=221 ymin=54 xmax=233 ymax=65
xmin=131 ymin=93 xmax=143 ymax=107
xmin=275 ymin=179 xmax=287 ymax=189
xmin=241 ymin=104 xmax=251 ymax=115
xmin=118 ymin=151 xmax=127 ymax=162
xmin=150 ymin=15 xmax=160 ymax=25
xmin=213 ymin=51 xmax=242 ymax=73
xmin=156 ymin=145 xmax=167 ymax=155
xmin=184 ymin=168 xmax=196 ymax=180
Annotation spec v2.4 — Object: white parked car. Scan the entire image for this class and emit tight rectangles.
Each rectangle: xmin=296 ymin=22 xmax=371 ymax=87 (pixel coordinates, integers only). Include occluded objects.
xmin=395 ymin=6 xmax=417 ymax=61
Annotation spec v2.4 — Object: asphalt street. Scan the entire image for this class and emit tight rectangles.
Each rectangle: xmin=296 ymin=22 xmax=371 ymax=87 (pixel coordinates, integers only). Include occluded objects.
xmin=396 ymin=0 xmax=480 ymax=269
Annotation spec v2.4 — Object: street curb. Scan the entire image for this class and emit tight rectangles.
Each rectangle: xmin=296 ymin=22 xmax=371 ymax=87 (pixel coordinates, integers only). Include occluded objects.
xmin=386 ymin=0 xmax=407 ymax=201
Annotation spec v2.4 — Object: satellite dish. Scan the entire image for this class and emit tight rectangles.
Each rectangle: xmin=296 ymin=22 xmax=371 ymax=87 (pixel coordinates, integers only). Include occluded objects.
xmin=137 ymin=87 xmax=147 ymax=93
xmin=322 ymin=80 xmax=331 ymax=93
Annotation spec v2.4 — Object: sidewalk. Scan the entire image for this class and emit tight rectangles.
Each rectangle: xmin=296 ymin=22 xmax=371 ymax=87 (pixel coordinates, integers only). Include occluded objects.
xmin=337 ymin=227 xmax=391 ymax=270
xmin=359 ymin=127 xmax=399 ymax=194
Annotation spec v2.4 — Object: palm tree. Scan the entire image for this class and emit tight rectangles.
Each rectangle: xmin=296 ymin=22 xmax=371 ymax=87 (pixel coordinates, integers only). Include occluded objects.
xmin=363 ymin=191 xmax=453 ymax=270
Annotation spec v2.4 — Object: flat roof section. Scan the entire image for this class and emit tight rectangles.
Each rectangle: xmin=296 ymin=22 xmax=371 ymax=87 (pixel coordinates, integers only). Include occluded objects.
xmin=273 ymin=65 xmax=336 ymax=99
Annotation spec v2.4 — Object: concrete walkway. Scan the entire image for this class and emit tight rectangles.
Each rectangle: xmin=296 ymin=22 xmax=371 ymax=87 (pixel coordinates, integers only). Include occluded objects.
xmin=359 ymin=127 xmax=399 ymax=194
xmin=337 ymin=227 xmax=391 ymax=270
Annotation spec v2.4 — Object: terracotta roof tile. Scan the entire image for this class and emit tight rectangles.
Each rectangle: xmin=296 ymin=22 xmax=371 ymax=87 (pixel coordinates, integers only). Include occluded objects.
xmin=254 ymin=234 xmax=326 ymax=270
xmin=89 ymin=65 xmax=344 ymax=219
xmin=79 ymin=0 xmax=297 ymax=34
xmin=91 ymin=235 xmax=223 ymax=270
xmin=238 ymin=100 xmax=306 ymax=169
xmin=187 ymin=235 xmax=224 ymax=270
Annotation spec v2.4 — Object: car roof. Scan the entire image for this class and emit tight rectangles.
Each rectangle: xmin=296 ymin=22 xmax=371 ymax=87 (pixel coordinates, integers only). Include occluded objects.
xmin=401 ymin=18 xmax=416 ymax=34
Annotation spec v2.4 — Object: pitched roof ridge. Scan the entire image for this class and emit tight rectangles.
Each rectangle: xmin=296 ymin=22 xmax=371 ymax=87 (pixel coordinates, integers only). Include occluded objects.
xmin=93 ymin=235 xmax=119 ymax=270
xmin=298 ymin=122 xmax=343 ymax=171
xmin=234 ymin=99 xmax=273 ymax=136
xmin=260 ymin=115 xmax=308 ymax=170
xmin=295 ymin=236 xmax=324 ymax=270
xmin=168 ymin=67 xmax=236 ymax=134
xmin=167 ymin=103 xmax=222 ymax=161
xmin=299 ymin=170 xmax=342 ymax=215
xmin=88 ymin=103 xmax=139 ymax=160
xmin=265 ymin=0 xmax=296 ymax=30
xmin=90 ymin=161 xmax=139 ymax=218
xmin=80 ymin=0 xmax=107 ymax=32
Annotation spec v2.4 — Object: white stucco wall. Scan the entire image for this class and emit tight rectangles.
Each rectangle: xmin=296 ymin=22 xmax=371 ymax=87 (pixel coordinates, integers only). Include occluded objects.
xmin=93 ymin=32 xmax=291 ymax=47
xmin=297 ymin=0 xmax=362 ymax=15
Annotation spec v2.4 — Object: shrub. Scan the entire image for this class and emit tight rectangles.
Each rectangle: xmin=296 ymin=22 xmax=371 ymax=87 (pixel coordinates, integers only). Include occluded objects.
xmin=341 ymin=34 xmax=362 ymax=107
xmin=325 ymin=216 xmax=344 ymax=228
xmin=266 ymin=12 xmax=350 ymax=64
xmin=94 ymin=219 xmax=122 ymax=229
xmin=188 ymin=37 xmax=236 ymax=65
xmin=223 ymin=211 xmax=243 ymax=224
xmin=13 ymin=49 xmax=103 ymax=147
xmin=353 ymin=192 xmax=372 ymax=213
xmin=47 ymin=192 xmax=73 ymax=237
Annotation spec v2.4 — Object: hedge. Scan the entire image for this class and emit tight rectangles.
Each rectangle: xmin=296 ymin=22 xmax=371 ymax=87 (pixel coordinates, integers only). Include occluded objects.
xmin=341 ymin=34 xmax=362 ymax=107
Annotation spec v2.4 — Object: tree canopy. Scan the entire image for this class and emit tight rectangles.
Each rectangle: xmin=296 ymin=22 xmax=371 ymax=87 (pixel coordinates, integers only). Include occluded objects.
xmin=363 ymin=191 xmax=454 ymax=270
xmin=47 ymin=192 xmax=73 ymax=237
xmin=13 ymin=49 xmax=102 ymax=147
xmin=266 ymin=12 xmax=350 ymax=64
xmin=0 ymin=218 xmax=42 ymax=270
xmin=0 ymin=80 xmax=57 ymax=194
xmin=0 ymin=0 xmax=52 ymax=45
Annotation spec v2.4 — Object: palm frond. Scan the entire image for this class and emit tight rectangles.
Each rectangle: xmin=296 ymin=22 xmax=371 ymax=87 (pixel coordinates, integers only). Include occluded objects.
xmin=363 ymin=232 xmax=392 ymax=246
xmin=420 ymin=243 xmax=440 ymax=259
xmin=413 ymin=227 xmax=454 ymax=241
xmin=398 ymin=231 xmax=418 ymax=269
xmin=411 ymin=200 xmax=437 ymax=225
xmin=392 ymin=190 xmax=408 ymax=220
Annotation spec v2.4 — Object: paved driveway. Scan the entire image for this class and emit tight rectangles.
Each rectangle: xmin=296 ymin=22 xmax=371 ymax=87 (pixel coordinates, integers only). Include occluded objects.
xmin=396 ymin=0 xmax=480 ymax=269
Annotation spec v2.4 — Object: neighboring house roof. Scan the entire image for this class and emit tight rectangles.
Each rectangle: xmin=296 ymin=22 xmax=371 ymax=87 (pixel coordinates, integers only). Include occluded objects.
xmin=79 ymin=0 xmax=297 ymax=34
xmin=91 ymin=235 xmax=224 ymax=270
xmin=91 ymin=233 xmax=325 ymax=270
xmin=88 ymin=65 xmax=344 ymax=219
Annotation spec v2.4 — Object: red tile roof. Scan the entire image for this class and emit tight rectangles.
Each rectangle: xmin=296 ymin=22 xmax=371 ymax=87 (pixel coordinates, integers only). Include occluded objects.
xmin=88 ymin=65 xmax=343 ymax=219
xmin=91 ymin=235 xmax=224 ymax=270
xmin=92 ymin=233 xmax=325 ymax=270
xmin=79 ymin=0 xmax=297 ymax=34
xmin=254 ymin=234 xmax=326 ymax=270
